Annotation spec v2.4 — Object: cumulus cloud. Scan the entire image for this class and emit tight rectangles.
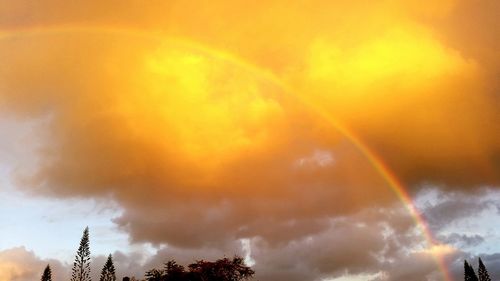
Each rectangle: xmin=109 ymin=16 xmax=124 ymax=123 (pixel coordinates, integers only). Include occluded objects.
xmin=0 ymin=29 xmax=394 ymax=248
xmin=118 ymin=200 xmax=466 ymax=281
xmin=0 ymin=247 xmax=68 ymax=281
xmin=0 ymin=1 xmax=499 ymax=280
xmin=0 ymin=0 xmax=497 ymax=190
xmin=106 ymin=204 xmax=447 ymax=281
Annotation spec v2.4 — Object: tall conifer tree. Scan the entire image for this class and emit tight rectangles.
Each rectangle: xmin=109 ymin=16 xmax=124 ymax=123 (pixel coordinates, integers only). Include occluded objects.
xmin=99 ymin=254 xmax=117 ymax=281
xmin=71 ymin=227 xmax=92 ymax=281
xmin=41 ymin=264 xmax=52 ymax=281
xmin=465 ymin=260 xmax=479 ymax=281
xmin=478 ymin=258 xmax=491 ymax=281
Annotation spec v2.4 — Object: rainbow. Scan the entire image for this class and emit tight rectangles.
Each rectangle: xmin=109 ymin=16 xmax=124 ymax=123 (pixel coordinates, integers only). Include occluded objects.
xmin=0 ymin=24 xmax=453 ymax=280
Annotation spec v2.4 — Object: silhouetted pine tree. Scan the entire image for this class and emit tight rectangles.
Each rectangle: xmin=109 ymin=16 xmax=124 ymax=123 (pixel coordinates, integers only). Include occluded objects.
xmin=41 ymin=264 xmax=52 ymax=281
xmin=99 ymin=254 xmax=116 ymax=281
xmin=478 ymin=258 xmax=491 ymax=281
xmin=465 ymin=260 xmax=479 ymax=281
xmin=71 ymin=227 xmax=92 ymax=281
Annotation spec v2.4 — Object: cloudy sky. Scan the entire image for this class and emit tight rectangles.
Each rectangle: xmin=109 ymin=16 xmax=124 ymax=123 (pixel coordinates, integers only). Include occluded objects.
xmin=0 ymin=1 xmax=499 ymax=280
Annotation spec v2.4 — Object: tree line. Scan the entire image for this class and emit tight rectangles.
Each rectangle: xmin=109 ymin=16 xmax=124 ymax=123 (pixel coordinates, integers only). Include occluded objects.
xmin=40 ymin=227 xmax=254 ymax=281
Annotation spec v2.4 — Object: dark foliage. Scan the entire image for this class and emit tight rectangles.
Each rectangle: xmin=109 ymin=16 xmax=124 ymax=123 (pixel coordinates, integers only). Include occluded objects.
xmin=100 ymin=254 xmax=117 ymax=281
xmin=145 ymin=256 xmax=254 ymax=281
xmin=464 ymin=260 xmax=479 ymax=281
xmin=71 ymin=227 xmax=92 ymax=281
xmin=478 ymin=258 xmax=492 ymax=281
xmin=41 ymin=264 xmax=52 ymax=281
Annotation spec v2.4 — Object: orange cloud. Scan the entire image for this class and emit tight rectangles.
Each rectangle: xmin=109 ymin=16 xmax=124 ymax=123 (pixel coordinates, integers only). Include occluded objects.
xmin=0 ymin=247 xmax=67 ymax=281
xmin=0 ymin=1 xmax=498 ymax=279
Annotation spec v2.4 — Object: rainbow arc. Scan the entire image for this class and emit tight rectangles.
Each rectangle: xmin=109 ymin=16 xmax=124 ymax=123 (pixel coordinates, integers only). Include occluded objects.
xmin=0 ymin=24 xmax=452 ymax=281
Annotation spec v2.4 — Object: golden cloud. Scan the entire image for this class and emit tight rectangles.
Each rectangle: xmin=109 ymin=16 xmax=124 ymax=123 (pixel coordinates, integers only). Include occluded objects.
xmin=0 ymin=0 xmax=498 ymax=251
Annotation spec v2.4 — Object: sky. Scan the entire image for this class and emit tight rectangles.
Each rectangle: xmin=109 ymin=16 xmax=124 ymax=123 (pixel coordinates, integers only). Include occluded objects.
xmin=0 ymin=0 xmax=499 ymax=280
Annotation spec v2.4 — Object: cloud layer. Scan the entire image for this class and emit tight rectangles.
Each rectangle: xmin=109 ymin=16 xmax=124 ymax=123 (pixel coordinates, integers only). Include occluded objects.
xmin=1 ymin=0 xmax=498 ymax=190
xmin=0 ymin=1 xmax=499 ymax=280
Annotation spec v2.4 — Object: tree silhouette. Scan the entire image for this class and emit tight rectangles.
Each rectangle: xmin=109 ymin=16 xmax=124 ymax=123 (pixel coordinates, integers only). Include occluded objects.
xmin=478 ymin=258 xmax=491 ymax=281
xmin=100 ymin=254 xmax=117 ymax=281
xmin=41 ymin=264 xmax=52 ymax=281
xmin=145 ymin=256 xmax=254 ymax=281
xmin=188 ymin=256 xmax=254 ymax=281
xmin=465 ymin=260 xmax=479 ymax=281
xmin=164 ymin=260 xmax=186 ymax=281
xmin=71 ymin=227 xmax=92 ymax=281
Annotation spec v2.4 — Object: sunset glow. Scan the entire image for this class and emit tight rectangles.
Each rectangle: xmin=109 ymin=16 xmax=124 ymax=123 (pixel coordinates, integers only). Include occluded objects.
xmin=0 ymin=1 xmax=499 ymax=281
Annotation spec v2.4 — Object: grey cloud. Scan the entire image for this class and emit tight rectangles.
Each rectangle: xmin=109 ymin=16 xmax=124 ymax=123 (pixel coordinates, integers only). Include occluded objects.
xmin=419 ymin=190 xmax=498 ymax=233
xmin=440 ymin=233 xmax=485 ymax=248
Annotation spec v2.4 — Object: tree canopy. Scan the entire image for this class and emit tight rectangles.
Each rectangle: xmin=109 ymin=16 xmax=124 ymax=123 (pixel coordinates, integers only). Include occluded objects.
xmin=145 ymin=256 xmax=254 ymax=281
